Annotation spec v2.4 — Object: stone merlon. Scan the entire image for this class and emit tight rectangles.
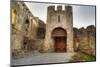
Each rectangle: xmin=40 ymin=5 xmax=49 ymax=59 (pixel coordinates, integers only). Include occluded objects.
xmin=65 ymin=6 xmax=72 ymax=11
xmin=48 ymin=6 xmax=55 ymax=11
xmin=57 ymin=5 xmax=62 ymax=11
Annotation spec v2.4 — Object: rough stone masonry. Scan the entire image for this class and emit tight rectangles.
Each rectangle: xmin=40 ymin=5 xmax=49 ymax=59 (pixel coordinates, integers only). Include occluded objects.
xmin=44 ymin=5 xmax=74 ymax=52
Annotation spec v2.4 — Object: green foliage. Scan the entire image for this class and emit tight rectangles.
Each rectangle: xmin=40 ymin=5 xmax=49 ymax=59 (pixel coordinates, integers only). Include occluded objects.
xmin=72 ymin=51 xmax=96 ymax=62
xmin=83 ymin=54 xmax=96 ymax=61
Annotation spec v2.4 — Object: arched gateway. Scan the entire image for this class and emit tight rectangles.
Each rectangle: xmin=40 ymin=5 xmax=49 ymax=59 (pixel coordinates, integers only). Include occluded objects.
xmin=52 ymin=28 xmax=67 ymax=52
xmin=44 ymin=5 xmax=74 ymax=52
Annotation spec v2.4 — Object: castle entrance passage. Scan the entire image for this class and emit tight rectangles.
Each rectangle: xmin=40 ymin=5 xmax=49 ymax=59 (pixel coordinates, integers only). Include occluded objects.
xmin=52 ymin=28 xmax=67 ymax=52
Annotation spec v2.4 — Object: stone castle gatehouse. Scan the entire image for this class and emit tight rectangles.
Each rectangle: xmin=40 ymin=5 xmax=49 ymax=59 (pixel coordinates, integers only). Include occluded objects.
xmin=12 ymin=1 xmax=96 ymax=59
xmin=44 ymin=6 xmax=74 ymax=52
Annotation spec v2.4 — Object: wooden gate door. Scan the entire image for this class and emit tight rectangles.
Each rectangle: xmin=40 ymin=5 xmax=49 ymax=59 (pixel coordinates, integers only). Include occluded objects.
xmin=52 ymin=27 xmax=67 ymax=52
xmin=55 ymin=37 xmax=66 ymax=52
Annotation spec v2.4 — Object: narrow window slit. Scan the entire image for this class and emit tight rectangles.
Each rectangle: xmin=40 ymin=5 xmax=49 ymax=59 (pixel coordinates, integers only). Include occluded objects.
xmin=58 ymin=16 xmax=60 ymax=22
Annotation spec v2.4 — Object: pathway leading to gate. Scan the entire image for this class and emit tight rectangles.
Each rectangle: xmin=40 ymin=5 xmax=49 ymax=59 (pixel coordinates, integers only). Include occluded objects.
xmin=11 ymin=52 xmax=75 ymax=66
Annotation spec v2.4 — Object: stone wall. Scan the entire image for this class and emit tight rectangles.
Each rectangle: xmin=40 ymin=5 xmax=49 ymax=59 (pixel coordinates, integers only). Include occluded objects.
xmin=73 ymin=25 xmax=96 ymax=56
xmin=11 ymin=1 xmax=95 ymax=57
xmin=11 ymin=1 xmax=45 ymax=53
xmin=44 ymin=5 xmax=74 ymax=52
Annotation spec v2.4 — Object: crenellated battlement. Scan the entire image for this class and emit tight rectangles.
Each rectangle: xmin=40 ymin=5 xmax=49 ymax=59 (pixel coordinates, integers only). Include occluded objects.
xmin=47 ymin=5 xmax=72 ymax=12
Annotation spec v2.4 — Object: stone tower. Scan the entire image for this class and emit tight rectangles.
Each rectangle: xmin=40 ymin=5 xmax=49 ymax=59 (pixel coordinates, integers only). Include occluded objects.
xmin=44 ymin=5 xmax=74 ymax=52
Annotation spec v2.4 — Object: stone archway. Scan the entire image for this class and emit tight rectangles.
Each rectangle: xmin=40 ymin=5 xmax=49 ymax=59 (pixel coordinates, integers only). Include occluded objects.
xmin=52 ymin=27 xmax=67 ymax=52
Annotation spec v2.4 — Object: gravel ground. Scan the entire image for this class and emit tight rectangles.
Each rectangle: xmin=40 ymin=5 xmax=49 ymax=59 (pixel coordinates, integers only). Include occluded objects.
xmin=11 ymin=52 xmax=75 ymax=66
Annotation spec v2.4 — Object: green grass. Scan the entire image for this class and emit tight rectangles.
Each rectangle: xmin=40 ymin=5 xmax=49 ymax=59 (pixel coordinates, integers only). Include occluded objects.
xmin=82 ymin=54 xmax=96 ymax=61
xmin=71 ymin=51 xmax=96 ymax=62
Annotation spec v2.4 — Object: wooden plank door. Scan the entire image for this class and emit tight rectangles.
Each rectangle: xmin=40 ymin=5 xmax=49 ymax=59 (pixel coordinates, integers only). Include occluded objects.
xmin=55 ymin=37 xmax=66 ymax=52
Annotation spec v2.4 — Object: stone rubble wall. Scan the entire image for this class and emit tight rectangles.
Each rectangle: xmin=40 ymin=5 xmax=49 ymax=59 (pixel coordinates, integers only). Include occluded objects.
xmin=12 ymin=1 xmax=46 ymax=57
xmin=73 ymin=25 xmax=96 ymax=56
xmin=44 ymin=6 xmax=74 ymax=52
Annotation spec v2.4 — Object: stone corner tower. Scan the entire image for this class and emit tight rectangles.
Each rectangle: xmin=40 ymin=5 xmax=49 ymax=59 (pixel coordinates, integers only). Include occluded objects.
xmin=44 ymin=5 xmax=74 ymax=52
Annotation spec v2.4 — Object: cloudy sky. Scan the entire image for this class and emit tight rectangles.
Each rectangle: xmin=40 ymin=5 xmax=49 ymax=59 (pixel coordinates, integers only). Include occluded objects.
xmin=25 ymin=2 xmax=96 ymax=28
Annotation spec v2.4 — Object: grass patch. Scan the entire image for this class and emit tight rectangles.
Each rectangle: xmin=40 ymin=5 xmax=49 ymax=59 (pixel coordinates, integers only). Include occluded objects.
xmin=71 ymin=51 xmax=96 ymax=62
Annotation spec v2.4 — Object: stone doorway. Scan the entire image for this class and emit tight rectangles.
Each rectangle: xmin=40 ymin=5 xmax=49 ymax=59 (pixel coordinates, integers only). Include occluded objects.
xmin=52 ymin=28 xmax=67 ymax=52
